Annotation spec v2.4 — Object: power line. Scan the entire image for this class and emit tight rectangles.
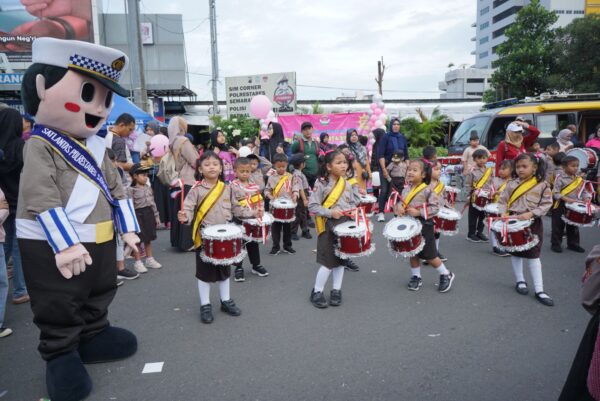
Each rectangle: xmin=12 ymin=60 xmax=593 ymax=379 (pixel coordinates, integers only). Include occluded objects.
xmin=139 ymin=1 xmax=208 ymax=22
xmin=296 ymin=84 xmax=457 ymax=94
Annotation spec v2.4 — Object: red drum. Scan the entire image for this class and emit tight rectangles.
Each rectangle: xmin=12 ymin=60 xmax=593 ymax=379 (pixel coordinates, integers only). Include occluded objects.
xmin=484 ymin=202 xmax=500 ymax=218
xmin=242 ymin=212 xmax=274 ymax=242
xmin=333 ymin=221 xmax=375 ymax=259
xmin=491 ymin=219 xmax=539 ymax=253
xmin=567 ymin=148 xmax=599 ymax=170
xmin=383 ymin=217 xmax=425 ymax=257
xmin=562 ymin=202 xmax=599 ymax=227
xmin=473 ymin=189 xmax=491 ymax=211
xmin=433 ymin=207 xmax=460 ymax=236
xmin=271 ymin=198 xmax=296 ymax=223
xmin=359 ymin=194 xmax=377 ymax=216
xmin=201 ymin=224 xmax=246 ymax=265
xmin=445 ymin=185 xmax=460 ymax=204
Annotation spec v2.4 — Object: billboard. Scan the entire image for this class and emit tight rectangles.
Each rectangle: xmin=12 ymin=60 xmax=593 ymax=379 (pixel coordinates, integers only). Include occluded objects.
xmin=278 ymin=112 xmax=370 ymax=145
xmin=0 ymin=0 xmax=94 ymax=62
xmin=226 ymin=71 xmax=296 ymax=118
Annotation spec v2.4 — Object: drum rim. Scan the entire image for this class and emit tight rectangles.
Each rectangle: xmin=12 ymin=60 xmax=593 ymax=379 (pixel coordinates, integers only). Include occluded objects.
xmin=491 ymin=218 xmax=532 ymax=232
xmin=245 ymin=212 xmax=275 ymax=226
xmin=383 ymin=217 xmax=422 ymax=240
xmin=272 ymin=199 xmax=297 ymax=208
xmin=202 ymin=223 xmax=243 ymax=239
xmin=334 ymin=221 xmax=368 ymax=235
xmin=437 ymin=207 xmax=460 ymax=220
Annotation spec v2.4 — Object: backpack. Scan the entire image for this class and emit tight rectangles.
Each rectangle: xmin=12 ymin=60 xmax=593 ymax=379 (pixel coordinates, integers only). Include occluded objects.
xmin=157 ymin=138 xmax=187 ymax=185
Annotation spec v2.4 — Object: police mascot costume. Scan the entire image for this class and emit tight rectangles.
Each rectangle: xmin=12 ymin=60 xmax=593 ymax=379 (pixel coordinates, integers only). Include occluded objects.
xmin=17 ymin=37 xmax=141 ymax=401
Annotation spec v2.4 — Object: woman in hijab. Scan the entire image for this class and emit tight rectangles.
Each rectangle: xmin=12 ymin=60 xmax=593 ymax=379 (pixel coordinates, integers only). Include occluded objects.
xmin=318 ymin=132 xmax=335 ymax=156
xmin=0 ymin=107 xmax=29 ymax=303
xmin=494 ymin=120 xmax=540 ymax=175
xmin=210 ymin=129 xmax=236 ymax=182
xmin=557 ymin=129 xmax=574 ymax=152
xmin=346 ymin=128 xmax=371 ymax=192
xmin=168 ymin=116 xmax=198 ymax=251
xmin=267 ymin=122 xmax=287 ymax=162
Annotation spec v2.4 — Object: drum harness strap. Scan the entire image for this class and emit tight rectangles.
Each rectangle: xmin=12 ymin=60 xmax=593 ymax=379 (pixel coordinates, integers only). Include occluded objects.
xmin=315 ymin=177 xmax=346 ymax=236
xmin=191 ymin=180 xmax=226 ymax=249
xmin=273 ymin=173 xmax=292 ymax=198
xmin=387 ymin=183 xmax=430 ymax=219
xmin=553 ymin=176 xmax=583 ymax=209
xmin=471 ymin=167 xmax=493 ymax=202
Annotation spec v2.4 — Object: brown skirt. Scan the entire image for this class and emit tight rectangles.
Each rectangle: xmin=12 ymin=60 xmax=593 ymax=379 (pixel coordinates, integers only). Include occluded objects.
xmin=135 ymin=206 xmax=157 ymax=244
xmin=195 ymin=250 xmax=232 ymax=282
xmin=417 ymin=219 xmax=438 ymax=261
xmin=316 ymin=217 xmax=350 ymax=269
xmin=508 ymin=217 xmax=543 ymax=259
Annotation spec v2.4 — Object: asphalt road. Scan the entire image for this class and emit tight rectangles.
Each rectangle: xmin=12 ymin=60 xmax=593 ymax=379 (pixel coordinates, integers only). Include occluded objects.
xmin=1 ymin=208 xmax=596 ymax=401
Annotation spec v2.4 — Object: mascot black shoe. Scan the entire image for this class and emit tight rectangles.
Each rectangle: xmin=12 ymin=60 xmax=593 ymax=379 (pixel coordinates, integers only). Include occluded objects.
xmin=17 ymin=37 xmax=141 ymax=400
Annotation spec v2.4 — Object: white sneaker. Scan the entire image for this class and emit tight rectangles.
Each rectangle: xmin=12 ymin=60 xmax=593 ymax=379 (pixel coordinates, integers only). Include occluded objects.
xmin=133 ymin=260 xmax=148 ymax=273
xmin=0 ymin=327 xmax=13 ymax=338
xmin=377 ymin=213 xmax=385 ymax=222
xmin=145 ymin=257 xmax=162 ymax=269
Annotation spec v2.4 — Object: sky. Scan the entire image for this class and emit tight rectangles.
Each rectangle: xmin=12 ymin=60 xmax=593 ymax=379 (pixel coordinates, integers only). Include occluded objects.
xmin=105 ymin=0 xmax=477 ymax=101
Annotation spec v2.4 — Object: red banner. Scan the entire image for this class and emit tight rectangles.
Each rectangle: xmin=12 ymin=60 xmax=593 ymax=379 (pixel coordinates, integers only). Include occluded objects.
xmin=277 ymin=112 xmax=370 ymax=145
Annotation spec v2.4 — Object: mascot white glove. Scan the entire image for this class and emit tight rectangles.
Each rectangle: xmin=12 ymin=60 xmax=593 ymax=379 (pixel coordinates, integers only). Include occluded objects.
xmin=122 ymin=232 xmax=141 ymax=255
xmin=55 ymin=243 xmax=93 ymax=279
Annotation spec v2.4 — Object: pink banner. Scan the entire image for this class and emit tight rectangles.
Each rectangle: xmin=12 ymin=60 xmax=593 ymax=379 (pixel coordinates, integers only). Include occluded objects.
xmin=277 ymin=112 xmax=370 ymax=145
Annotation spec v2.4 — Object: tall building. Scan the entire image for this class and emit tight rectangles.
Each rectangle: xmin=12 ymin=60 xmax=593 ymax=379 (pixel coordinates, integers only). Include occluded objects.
xmin=473 ymin=0 xmax=586 ymax=69
xmin=438 ymin=67 xmax=493 ymax=99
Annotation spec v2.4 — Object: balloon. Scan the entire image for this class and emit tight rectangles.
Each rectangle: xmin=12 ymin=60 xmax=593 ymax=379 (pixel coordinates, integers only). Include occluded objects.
xmin=150 ymin=134 xmax=169 ymax=157
xmin=370 ymin=103 xmax=377 ymax=111
xmin=249 ymin=95 xmax=272 ymax=119
xmin=378 ymin=101 xmax=385 ymax=109
xmin=369 ymin=115 xmax=377 ymax=122
xmin=375 ymin=120 xmax=384 ymax=128
xmin=374 ymin=108 xmax=382 ymax=115
xmin=373 ymin=93 xmax=383 ymax=102
xmin=261 ymin=123 xmax=268 ymax=131
xmin=379 ymin=113 xmax=387 ymax=121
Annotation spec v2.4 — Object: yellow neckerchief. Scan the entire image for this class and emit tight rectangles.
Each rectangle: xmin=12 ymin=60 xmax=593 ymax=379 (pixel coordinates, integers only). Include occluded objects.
xmin=273 ymin=173 xmax=291 ymax=197
xmin=553 ymin=176 xmax=583 ymax=209
xmin=492 ymin=179 xmax=508 ymax=202
xmin=348 ymin=177 xmax=358 ymax=186
xmin=191 ymin=181 xmax=226 ymax=249
xmin=507 ymin=177 xmax=538 ymax=210
xmin=432 ymin=181 xmax=445 ymax=195
xmin=403 ymin=183 xmax=428 ymax=206
xmin=315 ymin=177 xmax=346 ymax=235
xmin=474 ymin=167 xmax=493 ymax=189
xmin=239 ymin=193 xmax=264 ymax=207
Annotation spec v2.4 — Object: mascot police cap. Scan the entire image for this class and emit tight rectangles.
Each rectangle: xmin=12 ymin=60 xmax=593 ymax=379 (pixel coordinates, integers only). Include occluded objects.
xmin=32 ymin=37 xmax=129 ymax=97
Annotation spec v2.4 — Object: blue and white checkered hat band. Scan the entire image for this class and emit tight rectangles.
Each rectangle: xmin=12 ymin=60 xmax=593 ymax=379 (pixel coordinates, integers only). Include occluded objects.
xmin=68 ymin=54 xmax=121 ymax=82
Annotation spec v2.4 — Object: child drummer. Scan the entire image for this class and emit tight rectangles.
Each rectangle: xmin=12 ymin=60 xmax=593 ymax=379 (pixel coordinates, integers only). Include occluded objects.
xmin=230 ymin=157 xmax=269 ymax=282
xmin=394 ymin=159 xmax=455 ymax=293
xmin=428 ymin=159 xmax=448 ymax=262
xmin=550 ymin=156 xmax=590 ymax=254
xmin=465 ymin=149 xmax=493 ymax=243
xmin=265 ymin=153 xmax=299 ymax=255
xmin=489 ymin=160 xmax=514 ymax=257
xmin=497 ymin=153 xmax=554 ymax=306
xmin=178 ymin=151 xmax=255 ymax=324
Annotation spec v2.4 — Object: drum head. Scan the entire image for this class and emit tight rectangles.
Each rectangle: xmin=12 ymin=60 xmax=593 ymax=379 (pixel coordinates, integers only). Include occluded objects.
xmin=384 ymin=217 xmax=422 ymax=240
xmin=477 ymin=189 xmax=490 ymax=197
xmin=272 ymin=199 xmax=295 ymax=209
xmin=203 ymin=224 xmax=242 ymax=239
xmin=565 ymin=201 xmax=588 ymax=213
xmin=491 ymin=218 xmax=531 ymax=233
xmin=438 ymin=207 xmax=460 ymax=220
xmin=567 ymin=148 xmax=591 ymax=170
xmin=484 ymin=203 xmax=500 ymax=214
xmin=246 ymin=212 xmax=274 ymax=226
xmin=334 ymin=221 xmax=367 ymax=236
xmin=360 ymin=194 xmax=377 ymax=203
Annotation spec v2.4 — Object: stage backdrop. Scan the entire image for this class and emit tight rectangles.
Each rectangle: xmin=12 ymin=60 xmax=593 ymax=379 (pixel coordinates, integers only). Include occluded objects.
xmin=277 ymin=112 xmax=370 ymax=145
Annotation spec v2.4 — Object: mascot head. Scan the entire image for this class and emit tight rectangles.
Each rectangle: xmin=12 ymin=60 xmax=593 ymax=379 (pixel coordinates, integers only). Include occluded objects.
xmin=21 ymin=38 xmax=129 ymax=139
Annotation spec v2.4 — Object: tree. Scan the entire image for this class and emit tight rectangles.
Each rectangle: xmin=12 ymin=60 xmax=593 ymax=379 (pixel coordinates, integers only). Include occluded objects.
xmin=401 ymin=107 xmax=451 ymax=147
xmin=311 ymin=102 xmax=324 ymax=114
xmin=550 ymin=14 xmax=600 ymax=93
xmin=490 ymin=0 xmax=558 ymax=99
xmin=482 ymin=89 xmax=497 ymax=104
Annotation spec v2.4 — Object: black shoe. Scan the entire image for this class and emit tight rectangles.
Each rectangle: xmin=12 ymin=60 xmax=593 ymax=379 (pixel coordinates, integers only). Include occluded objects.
xmin=78 ymin=326 xmax=137 ymax=364
xmin=344 ymin=259 xmax=360 ymax=272
xmin=117 ymin=266 xmax=139 ymax=280
xmin=282 ymin=246 xmax=296 ymax=254
xmin=251 ymin=265 xmax=269 ymax=277
xmin=329 ymin=289 xmax=342 ymax=306
xmin=407 ymin=275 xmax=423 ymax=291
xmin=46 ymin=351 xmax=92 ymax=401
xmin=307 ymin=219 xmax=315 ymax=228
xmin=438 ymin=272 xmax=455 ymax=293
xmin=551 ymin=244 xmax=563 ymax=253
xmin=310 ymin=289 xmax=328 ymax=308
xmin=269 ymin=247 xmax=280 ymax=255
xmin=220 ymin=299 xmax=241 ymax=316
xmin=476 ymin=232 xmax=489 ymax=242
xmin=515 ymin=281 xmax=529 ymax=295
xmin=493 ymin=247 xmax=509 ymax=257
xmin=466 ymin=234 xmax=482 ymax=243
xmin=302 ymin=230 xmax=313 ymax=239
xmin=234 ymin=266 xmax=245 ymax=282
xmin=438 ymin=253 xmax=448 ymax=262
xmin=535 ymin=292 xmax=554 ymax=307
xmin=567 ymin=244 xmax=585 ymax=253
xmin=291 ymin=233 xmax=300 ymax=241
xmin=200 ymin=304 xmax=214 ymax=323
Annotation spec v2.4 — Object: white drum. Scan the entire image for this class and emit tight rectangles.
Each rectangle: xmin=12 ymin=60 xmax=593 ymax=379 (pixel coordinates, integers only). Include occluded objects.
xmin=358 ymin=194 xmax=377 ymax=216
xmin=490 ymin=219 xmax=538 ymax=253
xmin=562 ymin=202 xmax=599 ymax=227
xmin=433 ymin=207 xmax=460 ymax=235
xmin=444 ymin=185 xmax=460 ymax=204
xmin=333 ymin=221 xmax=375 ymax=259
xmin=242 ymin=212 xmax=274 ymax=242
xmin=383 ymin=217 xmax=425 ymax=258
xmin=271 ymin=198 xmax=296 ymax=223
xmin=472 ymin=189 xmax=491 ymax=211
xmin=484 ymin=202 xmax=500 ymax=218
xmin=201 ymin=224 xmax=247 ymax=265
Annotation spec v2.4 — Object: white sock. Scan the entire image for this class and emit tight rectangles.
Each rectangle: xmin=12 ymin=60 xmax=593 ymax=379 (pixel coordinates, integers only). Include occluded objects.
xmin=313 ymin=266 xmax=331 ymax=292
xmin=219 ymin=278 xmax=231 ymax=302
xmin=331 ymin=266 xmax=345 ymax=290
xmin=527 ymin=258 xmax=545 ymax=294
xmin=511 ymin=256 xmax=525 ymax=283
xmin=411 ymin=267 xmax=421 ymax=277
xmin=435 ymin=238 xmax=440 ymax=250
xmin=490 ymin=234 xmax=497 ymax=248
xmin=435 ymin=263 xmax=449 ymax=276
xmin=197 ymin=280 xmax=211 ymax=306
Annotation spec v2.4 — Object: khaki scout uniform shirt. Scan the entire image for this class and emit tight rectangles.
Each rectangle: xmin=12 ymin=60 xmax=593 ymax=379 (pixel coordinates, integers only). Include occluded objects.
xmin=401 ymin=184 xmax=441 ymax=219
xmin=308 ymin=177 xmax=359 ymax=218
xmin=265 ymin=173 xmax=300 ymax=200
xmin=497 ymin=178 xmax=552 ymax=217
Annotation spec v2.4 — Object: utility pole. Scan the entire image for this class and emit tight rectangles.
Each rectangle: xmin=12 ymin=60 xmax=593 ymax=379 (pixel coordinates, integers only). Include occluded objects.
xmin=126 ymin=0 xmax=148 ymax=111
xmin=375 ymin=56 xmax=385 ymax=95
xmin=209 ymin=0 xmax=219 ymax=115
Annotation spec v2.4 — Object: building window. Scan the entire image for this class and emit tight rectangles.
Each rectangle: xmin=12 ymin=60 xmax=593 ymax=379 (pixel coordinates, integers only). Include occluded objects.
xmin=480 ymin=36 xmax=489 ymax=44
xmin=480 ymin=21 xmax=489 ymax=30
xmin=467 ymin=92 xmax=484 ymax=96
xmin=480 ymin=51 xmax=489 ymax=59
xmin=480 ymin=6 xmax=489 ymax=15
xmin=467 ymin=78 xmax=485 ymax=84
xmin=492 ymin=45 xmax=500 ymax=54
xmin=493 ymin=6 xmax=522 ymax=23
xmin=554 ymin=9 xmax=564 ymax=14
xmin=566 ymin=10 xmax=572 ymax=14
xmin=492 ymin=24 xmax=511 ymax=39
xmin=493 ymin=0 xmax=510 ymax=8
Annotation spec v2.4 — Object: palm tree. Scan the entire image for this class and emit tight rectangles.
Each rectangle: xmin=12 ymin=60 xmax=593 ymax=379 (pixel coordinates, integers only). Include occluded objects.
xmin=404 ymin=107 xmax=451 ymax=147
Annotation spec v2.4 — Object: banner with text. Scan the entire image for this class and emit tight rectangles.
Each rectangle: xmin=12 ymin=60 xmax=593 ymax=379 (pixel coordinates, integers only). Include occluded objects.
xmin=278 ymin=113 xmax=370 ymax=145
xmin=226 ymin=71 xmax=296 ymax=118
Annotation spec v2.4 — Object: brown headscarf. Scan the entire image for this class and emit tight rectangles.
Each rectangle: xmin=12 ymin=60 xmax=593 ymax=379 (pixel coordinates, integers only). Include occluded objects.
xmin=505 ymin=129 xmax=524 ymax=149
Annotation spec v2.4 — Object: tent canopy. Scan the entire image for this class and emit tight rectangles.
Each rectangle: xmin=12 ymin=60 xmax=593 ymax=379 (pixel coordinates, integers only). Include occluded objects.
xmin=105 ymin=95 xmax=157 ymax=128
